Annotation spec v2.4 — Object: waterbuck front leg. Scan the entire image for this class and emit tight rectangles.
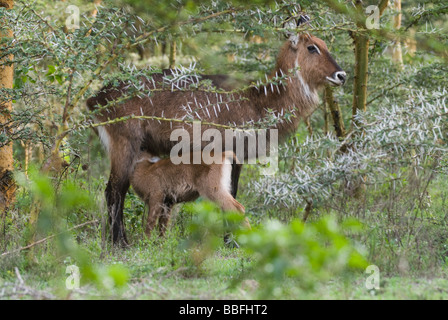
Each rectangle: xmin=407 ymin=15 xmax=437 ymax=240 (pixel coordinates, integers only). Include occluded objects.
xmin=106 ymin=174 xmax=130 ymax=247
xmin=106 ymin=134 xmax=140 ymax=247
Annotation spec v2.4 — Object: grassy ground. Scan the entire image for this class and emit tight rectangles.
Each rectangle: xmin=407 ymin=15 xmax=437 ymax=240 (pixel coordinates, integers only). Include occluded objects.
xmin=2 ymin=235 xmax=448 ymax=299
xmin=2 ymin=202 xmax=448 ymax=301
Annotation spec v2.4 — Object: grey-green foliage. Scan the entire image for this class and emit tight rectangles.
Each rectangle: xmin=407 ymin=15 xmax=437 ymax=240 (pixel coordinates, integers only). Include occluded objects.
xmin=254 ymin=87 xmax=448 ymax=208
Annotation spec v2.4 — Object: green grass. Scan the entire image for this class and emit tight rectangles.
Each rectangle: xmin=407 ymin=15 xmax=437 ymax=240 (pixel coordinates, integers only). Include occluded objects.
xmin=2 ymin=233 xmax=448 ymax=299
xmin=2 ymin=159 xmax=448 ymax=300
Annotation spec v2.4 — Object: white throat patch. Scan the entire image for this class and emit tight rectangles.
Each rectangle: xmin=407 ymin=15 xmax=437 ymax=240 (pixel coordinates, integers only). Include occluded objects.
xmin=295 ymin=61 xmax=318 ymax=104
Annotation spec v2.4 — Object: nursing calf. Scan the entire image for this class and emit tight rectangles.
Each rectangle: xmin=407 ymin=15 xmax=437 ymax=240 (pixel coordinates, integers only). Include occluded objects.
xmin=130 ymin=151 xmax=250 ymax=237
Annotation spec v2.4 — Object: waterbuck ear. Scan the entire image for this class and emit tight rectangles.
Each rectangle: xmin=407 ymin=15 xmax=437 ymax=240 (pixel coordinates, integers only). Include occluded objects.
xmin=297 ymin=14 xmax=311 ymax=26
xmin=283 ymin=17 xmax=299 ymax=46
xmin=283 ymin=15 xmax=310 ymax=46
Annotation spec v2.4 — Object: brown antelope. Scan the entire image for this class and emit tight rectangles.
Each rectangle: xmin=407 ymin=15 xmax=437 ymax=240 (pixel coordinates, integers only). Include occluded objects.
xmin=131 ymin=151 xmax=250 ymax=237
xmin=87 ymin=17 xmax=346 ymax=245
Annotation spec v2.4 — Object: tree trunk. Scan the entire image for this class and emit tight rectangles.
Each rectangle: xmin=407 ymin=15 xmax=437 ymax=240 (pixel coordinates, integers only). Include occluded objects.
xmin=350 ymin=29 xmax=369 ymax=196
xmin=349 ymin=0 xmax=379 ymax=197
xmin=169 ymin=40 xmax=176 ymax=69
xmin=325 ymin=86 xmax=346 ymax=139
xmin=391 ymin=0 xmax=403 ymax=68
xmin=0 ymin=0 xmax=15 ymax=210
xmin=91 ymin=0 xmax=102 ymax=18
xmin=351 ymin=0 xmax=389 ymax=125
xmin=323 ymin=98 xmax=330 ymax=136
xmin=352 ymin=33 xmax=369 ymax=126
xmin=20 ymin=141 xmax=30 ymax=178
xmin=136 ymin=17 xmax=151 ymax=61
xmin=405 ymin=29 xmax=417 ymax=57
xmin=305 ymin=116 xmax=313 ymax=136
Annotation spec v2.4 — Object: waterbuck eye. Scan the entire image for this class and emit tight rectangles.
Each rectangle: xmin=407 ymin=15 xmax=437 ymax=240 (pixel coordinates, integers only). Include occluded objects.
xmin=307 ymin=45 xmax=318 ymax=54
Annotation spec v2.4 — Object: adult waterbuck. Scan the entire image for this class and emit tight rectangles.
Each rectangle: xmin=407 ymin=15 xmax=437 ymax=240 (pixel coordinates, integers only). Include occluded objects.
xmin=87 ymin=17 xmax=346 ymax=246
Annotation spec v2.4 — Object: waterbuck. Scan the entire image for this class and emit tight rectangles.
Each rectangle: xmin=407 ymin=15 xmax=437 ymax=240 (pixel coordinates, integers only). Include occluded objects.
xmin=131 ymin=151 xmax=249 ymax=238
xmin=87 ymin=18 xmax=346 ymax=246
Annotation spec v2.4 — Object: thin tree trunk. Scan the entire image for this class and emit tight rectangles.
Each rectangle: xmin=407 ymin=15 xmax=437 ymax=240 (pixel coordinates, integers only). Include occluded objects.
xmin=349 ymin=0 xmax=388 ymax=196
xmin=351 ymin=0 xmax=388 ymax=125
xmin=20 ymin=141 xmax=30 ymax=178
xmin=352 ymin=32 xmax=369 ymax=126
xmin=161 ymin=40 xmax=167 ymax=69
xmin=302 ymin=199 xmax=313 ymax=222
xmin=325 ymin=86 xmax=346 ymax=139
xmin=0 ymin=0 xmax=15 ymax=210
xmin=350 ymin=21 xmax=369 ymax=196
xmin=405 ymin=29 xmax=417 ymax=57
xmin=391 ymin=0 xmax=403 ymax=69
xmin=323 ymin=103 xmax=329 ymax=135
xmin=91 ymin=0 xmax=102 ymax=18
xmin=169 ymin=40 xmax=176 ymax=69
xmin=136 ymin=17 xmax=151 ymax=61
xmin=305 ymin=117 xmax=313 ymax=136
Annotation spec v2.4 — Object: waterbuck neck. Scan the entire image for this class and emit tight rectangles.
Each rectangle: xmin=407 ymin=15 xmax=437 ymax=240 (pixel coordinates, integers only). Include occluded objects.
xmin=238 ymin=44 xmax=319 ymax=137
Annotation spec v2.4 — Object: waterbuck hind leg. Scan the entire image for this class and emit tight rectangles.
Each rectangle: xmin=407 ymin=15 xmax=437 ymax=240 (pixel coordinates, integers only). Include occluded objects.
xmin=231 ymin=163 xmax=242 ymax=198
xmin=205 ymin=189 xmax=250 ymax=247
xmin=222 ymin=163 xmax=243 ymax=246
xmin=145 ymin=193 xmax=164 ymax=238
xmin=218 ymin=193 xmax=250 ymax=230
xmin=157 ymin=202 xmax=173 ymax=237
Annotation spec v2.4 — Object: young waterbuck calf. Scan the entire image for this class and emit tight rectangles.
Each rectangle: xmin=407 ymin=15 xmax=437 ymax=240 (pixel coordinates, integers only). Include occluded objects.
xmin=88 ymin=16 xmax=346 ymax=245
xmin=131 ymin=151 xmax=250 ymax=237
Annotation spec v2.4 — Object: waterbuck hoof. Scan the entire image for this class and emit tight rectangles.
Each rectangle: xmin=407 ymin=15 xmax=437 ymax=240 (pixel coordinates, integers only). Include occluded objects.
xmin=224 ymin=234 xmax=240 ymax=249
xmin=112 ymin=235 xmax=131 ymax=248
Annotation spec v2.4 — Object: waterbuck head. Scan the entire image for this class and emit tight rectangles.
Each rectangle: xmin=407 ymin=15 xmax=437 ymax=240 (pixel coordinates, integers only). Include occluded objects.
xmin=279 ymin=15 xmax=346 ymax=90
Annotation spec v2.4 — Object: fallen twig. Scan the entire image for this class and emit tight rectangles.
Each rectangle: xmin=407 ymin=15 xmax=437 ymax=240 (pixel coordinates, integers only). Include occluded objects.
xmin=1 ymin=220 xmax=99 ymax=258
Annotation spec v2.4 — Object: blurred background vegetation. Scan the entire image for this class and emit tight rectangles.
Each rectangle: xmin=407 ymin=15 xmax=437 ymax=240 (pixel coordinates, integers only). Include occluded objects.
xmin=0 ymin=0 xmax=447 ymax=299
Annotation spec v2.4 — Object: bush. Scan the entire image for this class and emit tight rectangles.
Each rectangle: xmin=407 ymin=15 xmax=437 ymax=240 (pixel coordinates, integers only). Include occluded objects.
xmin=238 ymin=216 xmax=368 ymax=297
